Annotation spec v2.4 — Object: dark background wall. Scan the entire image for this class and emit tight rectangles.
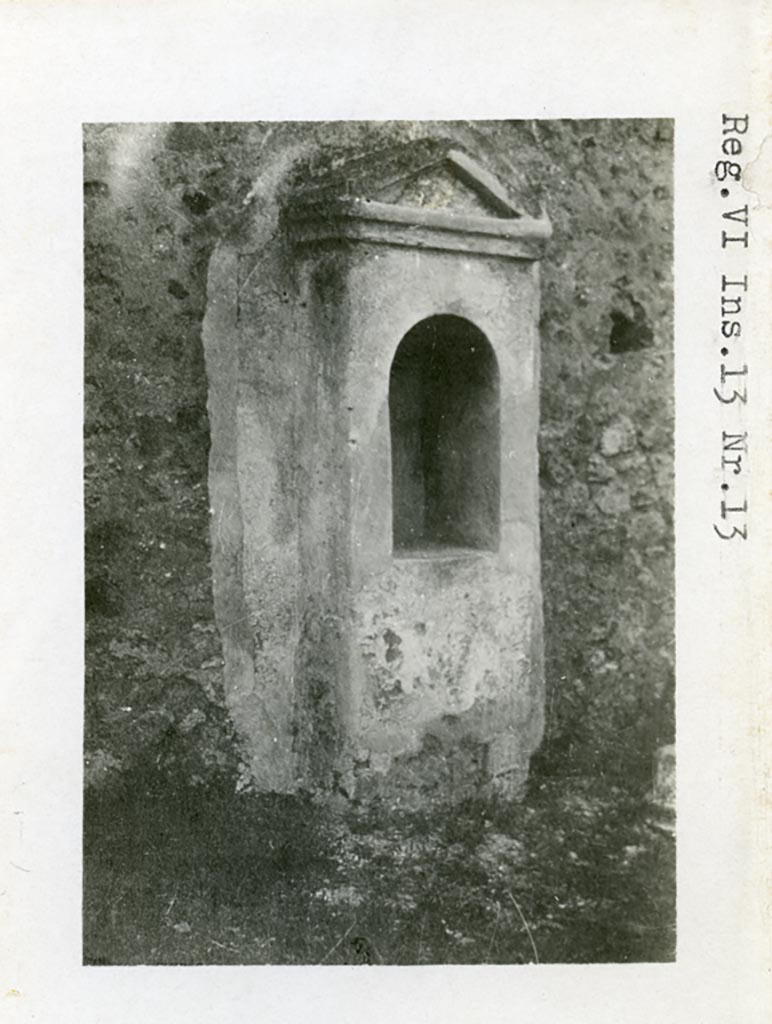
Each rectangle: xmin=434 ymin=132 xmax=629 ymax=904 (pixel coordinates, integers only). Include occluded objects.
xmin=83 ymin=120 xmax=673 ymax=794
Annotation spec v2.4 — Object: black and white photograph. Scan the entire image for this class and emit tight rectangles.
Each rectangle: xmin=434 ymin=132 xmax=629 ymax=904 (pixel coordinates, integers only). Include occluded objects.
xmin=3 ymin=3 xmax=770 ymax=1022
xmin=83 ymin=119 xmax=675 ymax=965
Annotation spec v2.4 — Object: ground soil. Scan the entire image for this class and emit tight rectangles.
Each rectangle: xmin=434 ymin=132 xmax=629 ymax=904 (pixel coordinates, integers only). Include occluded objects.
xmin=83 ymin=766 xmax=674 ymax=965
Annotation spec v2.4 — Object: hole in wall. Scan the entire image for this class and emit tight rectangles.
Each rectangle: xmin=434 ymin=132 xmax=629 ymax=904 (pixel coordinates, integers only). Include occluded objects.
xmin=167 ymin=279 xmax=189 ymax=300
xmin=84 ymin=180 xmax=110 ymax=199
xmin=182 ymin=189 xmax=213 ymax=216
xmin=609 ymin=300 xmax=654 ymax=354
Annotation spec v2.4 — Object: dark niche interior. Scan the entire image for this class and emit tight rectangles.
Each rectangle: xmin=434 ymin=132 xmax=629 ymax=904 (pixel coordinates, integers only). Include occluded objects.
xmin=389 ymin=314 xmax=500 ymax=554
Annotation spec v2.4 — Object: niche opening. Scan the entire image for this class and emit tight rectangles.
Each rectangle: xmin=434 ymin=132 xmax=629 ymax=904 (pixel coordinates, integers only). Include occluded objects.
xmin=389 ymin=315 xmax=500 ymax=555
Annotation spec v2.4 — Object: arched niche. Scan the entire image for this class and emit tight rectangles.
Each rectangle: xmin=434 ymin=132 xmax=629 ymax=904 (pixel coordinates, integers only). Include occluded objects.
xmin=388 ymin=314 xmax=500 ymax=554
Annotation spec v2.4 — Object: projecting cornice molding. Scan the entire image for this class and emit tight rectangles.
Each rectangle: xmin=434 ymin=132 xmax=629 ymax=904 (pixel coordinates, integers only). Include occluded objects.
xmin=285 ymin=145 xmax=552 ymax=261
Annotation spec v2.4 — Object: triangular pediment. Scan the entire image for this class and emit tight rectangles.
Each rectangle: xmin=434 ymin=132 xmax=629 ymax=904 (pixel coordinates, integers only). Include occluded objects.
xmin=368 ymin=154 xmax=517 ymax=218
xmin=286 ymin=139 xmax=551 ymax=261
xmin=293 ymin=141 xmax=526 ymax=220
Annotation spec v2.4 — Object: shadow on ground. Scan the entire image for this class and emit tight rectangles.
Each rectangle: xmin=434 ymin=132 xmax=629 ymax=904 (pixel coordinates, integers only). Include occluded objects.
xmin=83 ymin=766 xmax=675 ymax=965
